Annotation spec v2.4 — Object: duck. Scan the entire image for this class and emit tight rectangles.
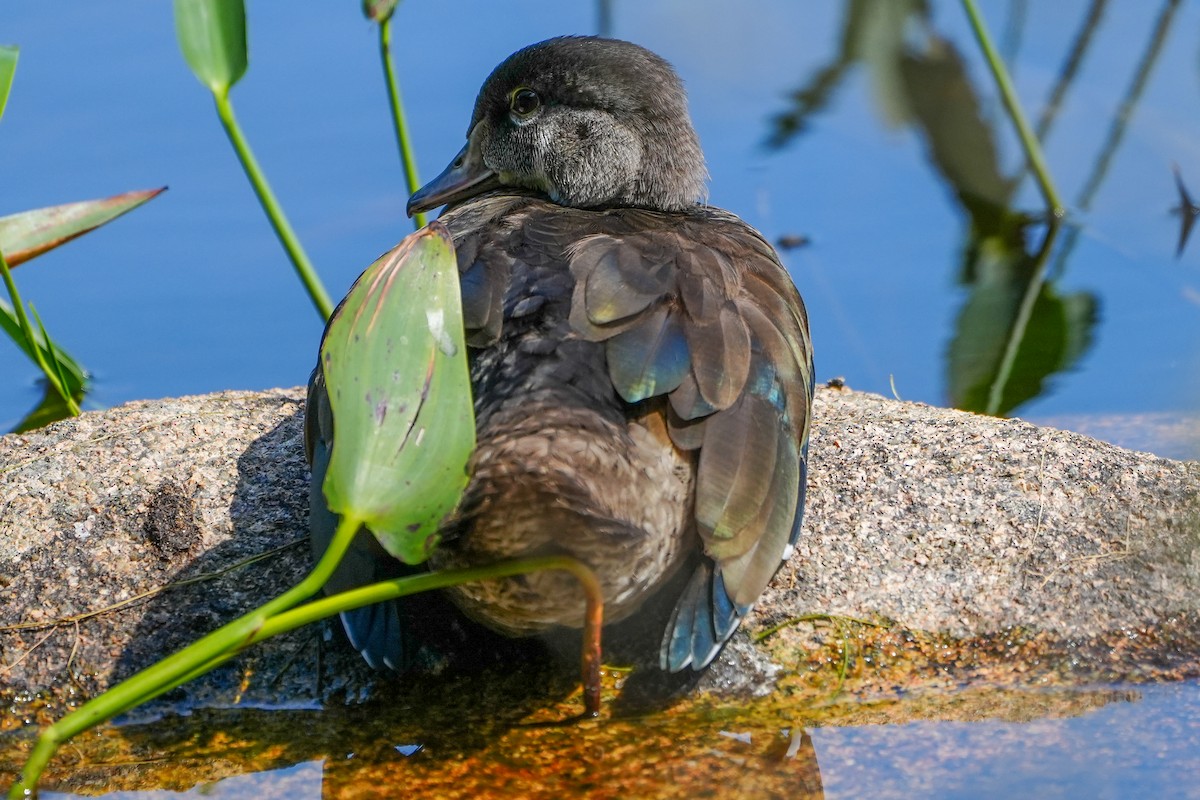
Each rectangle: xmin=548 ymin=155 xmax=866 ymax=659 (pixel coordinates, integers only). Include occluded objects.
xmin=306 ymin=35 xmax=814 ymax=675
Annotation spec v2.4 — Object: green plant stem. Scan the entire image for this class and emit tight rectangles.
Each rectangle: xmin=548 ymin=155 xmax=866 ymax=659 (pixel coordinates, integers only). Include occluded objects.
xmin=257 ymin=555 xmax=605 ymax=715
xmin=0 ymin=249 xmax=80 ymax=417
xmin=10 ymin=536 xmax=604 ymax=796
xmin=961 ymin=0 xmax=1065 ymax=217
xmin=212 ymin=89 xmax=334 ymax=320
xmin=378 ymin=17 xmax=426 ymax=229
xmin=8 ymin=514 xmax=364 ymax=798
xmin=145 ymin=555 xmax=606 ymax=715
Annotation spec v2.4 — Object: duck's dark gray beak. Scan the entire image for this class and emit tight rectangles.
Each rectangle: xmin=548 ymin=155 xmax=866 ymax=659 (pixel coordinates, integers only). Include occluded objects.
xmin=407 ymin=123 xmax=501 ymax=217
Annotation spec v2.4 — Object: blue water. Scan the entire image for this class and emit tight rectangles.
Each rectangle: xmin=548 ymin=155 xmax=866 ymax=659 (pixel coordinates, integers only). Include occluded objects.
xmin=1 ymin=1 xmax=1197 ymax=452
xmin=813 ymin=681 xmax=1200 ymax=799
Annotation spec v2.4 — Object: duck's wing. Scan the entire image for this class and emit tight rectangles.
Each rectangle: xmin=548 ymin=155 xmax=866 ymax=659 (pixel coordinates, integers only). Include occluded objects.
xmin=566 ymin=207 xmax=814 ymax=671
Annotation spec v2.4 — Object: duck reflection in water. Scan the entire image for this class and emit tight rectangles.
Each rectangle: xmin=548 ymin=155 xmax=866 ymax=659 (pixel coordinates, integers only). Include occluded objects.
xmin=307 ymin=36 xmax=814 ymax=687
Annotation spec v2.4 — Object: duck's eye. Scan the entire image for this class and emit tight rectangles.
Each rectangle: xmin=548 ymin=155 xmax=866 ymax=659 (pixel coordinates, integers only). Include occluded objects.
xmin=509 ymin=88 xmax=541 ymax=119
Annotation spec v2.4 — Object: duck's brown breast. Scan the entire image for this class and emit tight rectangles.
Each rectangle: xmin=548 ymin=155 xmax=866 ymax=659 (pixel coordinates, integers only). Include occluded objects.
xmin=431 ymin=400 xmax=694 ymax=633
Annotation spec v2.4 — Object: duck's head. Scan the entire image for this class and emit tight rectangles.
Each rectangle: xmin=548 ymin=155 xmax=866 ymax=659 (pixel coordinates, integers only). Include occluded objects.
xmin=407 ymin=36 xmax=707 ymax=216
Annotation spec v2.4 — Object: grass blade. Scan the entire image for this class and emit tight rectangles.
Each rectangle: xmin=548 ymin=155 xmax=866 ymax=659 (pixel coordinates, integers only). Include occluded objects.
xmin=29 ymin=303 xmax=79 ymax=414
xmin=0 ymin=300 xmax=85 ymax=390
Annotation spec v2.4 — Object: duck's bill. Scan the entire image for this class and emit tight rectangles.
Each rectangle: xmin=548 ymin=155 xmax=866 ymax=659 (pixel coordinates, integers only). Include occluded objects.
xmin=407 ymin=125 xmax=501 ymax=217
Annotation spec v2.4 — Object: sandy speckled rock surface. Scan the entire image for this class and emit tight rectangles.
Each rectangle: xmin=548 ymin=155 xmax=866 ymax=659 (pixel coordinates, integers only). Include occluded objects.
xmin=1 ymin=386 xmax=1197 ymax=721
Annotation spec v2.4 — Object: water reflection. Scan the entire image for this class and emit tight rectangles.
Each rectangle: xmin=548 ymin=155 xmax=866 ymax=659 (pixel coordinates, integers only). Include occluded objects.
xmin=1172 ymin=167 xmax=1199 ymax=257
xmin=765 ymin=0 xmax=1190 ymax=418
xmin=18 ymin=683 xmax=1183 ymax=799
xmin=41 ymin=759 xmax=325 ymax=799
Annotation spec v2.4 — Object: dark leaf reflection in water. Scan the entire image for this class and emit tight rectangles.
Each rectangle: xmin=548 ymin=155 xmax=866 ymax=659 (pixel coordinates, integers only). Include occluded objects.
xmin=766 ymin=0 xmax=1193 ymax=426
xmin=769 ymin=0 xmax=1096 ymax=419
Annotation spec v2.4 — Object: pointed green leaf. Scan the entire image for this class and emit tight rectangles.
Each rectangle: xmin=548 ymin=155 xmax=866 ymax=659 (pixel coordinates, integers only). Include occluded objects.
xmin=29 ymin=302 xmax=74 ymax=401
xmin=0 ymin=188 xmax=166 ymax=268
xmin=173 ymin=0 xmax=248 ymax=95
xmin=321 ymin=223 xmax=474 ymax=565
xmin=0 ymin=45 xmax=17 ymax=122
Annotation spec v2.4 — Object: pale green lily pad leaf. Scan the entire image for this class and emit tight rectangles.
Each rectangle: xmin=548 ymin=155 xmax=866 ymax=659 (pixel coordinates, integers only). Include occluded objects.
xmin=321 ymin=222 xmax=474 ymax=564
xmin=0 ymin=188 xmax=166 ymax=268
xmin=173 ymin=0 xmax=248 ymax=94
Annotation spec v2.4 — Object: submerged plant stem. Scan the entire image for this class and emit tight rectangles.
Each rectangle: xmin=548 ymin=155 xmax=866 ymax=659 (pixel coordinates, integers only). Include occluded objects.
xmin=961 ymin=0 xmax=1065 ymax=217
xmin=378 ymin=17 xmax=426 ymax=230
xmin=213 ymin=90 xmax=333 ymax=320
xmin=754 ymin=612 xmax=883 ymax=642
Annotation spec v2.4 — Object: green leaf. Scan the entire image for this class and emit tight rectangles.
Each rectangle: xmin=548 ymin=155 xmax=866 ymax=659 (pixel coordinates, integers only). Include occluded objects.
xmin=0 ymin=188 xmax=166 ymax=268
xmin=0 ymin=45 xmax=17 ymax=122
xmin=30 ymin=302 xmax=75 ymax=401
xmin=320 ymin=223 xmax=474 ymax=565
xmin=173 ymin=0 xmax=248 ymax=95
